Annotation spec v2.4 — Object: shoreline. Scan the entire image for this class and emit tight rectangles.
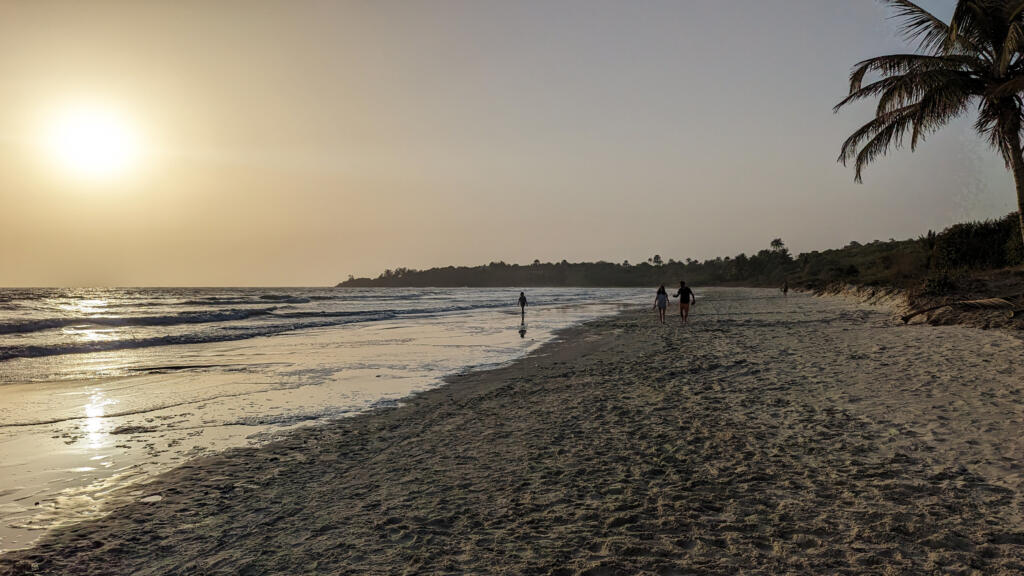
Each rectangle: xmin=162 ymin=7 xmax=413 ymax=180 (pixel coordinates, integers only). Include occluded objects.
xmin=0 ymin=294 xmax=637 ymax=554
xmin=0 ymin=307 xmax=625 ymax=574
xmin=4 ymin=292 xmax=1024 ymax=574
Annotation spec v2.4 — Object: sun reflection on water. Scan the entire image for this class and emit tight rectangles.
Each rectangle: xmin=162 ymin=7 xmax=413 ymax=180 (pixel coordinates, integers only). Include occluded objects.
xmin=63 ymin=326 xmax=119 ymax=343
xmin=83 ymin=390 xmax=115 ymax=450
xmin=59 ymin=299 xmax=109 ymax=314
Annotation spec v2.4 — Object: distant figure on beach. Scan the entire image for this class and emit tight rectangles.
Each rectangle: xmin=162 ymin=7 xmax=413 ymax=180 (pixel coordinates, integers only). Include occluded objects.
xmin=782 ymin=280 xmax=789 ymax=297
xmin=673 ymin=281 xmax=696 ymax=324
xmin=653 ymin=285 xmax=669 ymax=324
xmin=518 ymin=292 xmax=527 ymax=323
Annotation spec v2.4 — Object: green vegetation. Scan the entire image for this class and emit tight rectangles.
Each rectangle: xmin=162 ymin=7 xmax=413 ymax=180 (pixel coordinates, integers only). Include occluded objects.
xmin=835 ymin=0 xmax=1024 ymax=246
xmin=339 ymin=212 xmax=1023 ymax=290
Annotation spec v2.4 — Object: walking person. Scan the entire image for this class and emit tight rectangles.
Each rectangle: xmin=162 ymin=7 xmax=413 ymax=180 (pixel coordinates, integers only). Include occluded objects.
xmin=782 ymin=280 xmax=789 ymax=297
xmin=518 ymin=291 xmax=528 ymax=323
xmin=673 ymin=280 xmax=696 ymax=324
xmin=653 ymin=285 xmax=669 ymax=324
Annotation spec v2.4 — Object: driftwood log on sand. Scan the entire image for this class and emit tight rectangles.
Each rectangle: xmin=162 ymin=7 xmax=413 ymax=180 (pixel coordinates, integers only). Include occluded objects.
xmin=901 ymin=296 xmax=1024 ymax=324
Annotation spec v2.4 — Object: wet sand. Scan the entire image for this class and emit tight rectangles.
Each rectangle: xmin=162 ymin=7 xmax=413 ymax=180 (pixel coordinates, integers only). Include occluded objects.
xmin=3 ymin=291 xmax=1024 ymax=575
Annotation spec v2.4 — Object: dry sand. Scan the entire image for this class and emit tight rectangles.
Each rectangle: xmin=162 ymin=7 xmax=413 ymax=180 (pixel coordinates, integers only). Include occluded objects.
xmin=3 ymin=290 xmax=1024 ymax=575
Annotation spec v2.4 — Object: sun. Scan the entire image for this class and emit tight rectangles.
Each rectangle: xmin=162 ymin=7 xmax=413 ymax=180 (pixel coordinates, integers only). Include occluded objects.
xmin=43 ymin=105 xmax=142 ymax=180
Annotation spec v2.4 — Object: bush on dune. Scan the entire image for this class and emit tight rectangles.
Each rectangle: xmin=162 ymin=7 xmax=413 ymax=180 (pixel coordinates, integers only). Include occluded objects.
xmin=933 ymin=213 xmax=1024 ymax=271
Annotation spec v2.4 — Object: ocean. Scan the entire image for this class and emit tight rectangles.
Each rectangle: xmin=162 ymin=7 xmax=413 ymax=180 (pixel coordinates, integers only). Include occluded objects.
xmin=0 ymin=286 xmax=644 ymax=551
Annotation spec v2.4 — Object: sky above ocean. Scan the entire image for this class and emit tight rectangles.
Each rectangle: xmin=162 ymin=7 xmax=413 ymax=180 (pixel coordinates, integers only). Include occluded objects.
xmin=0 ymin=0 xmax=1012 ymax=286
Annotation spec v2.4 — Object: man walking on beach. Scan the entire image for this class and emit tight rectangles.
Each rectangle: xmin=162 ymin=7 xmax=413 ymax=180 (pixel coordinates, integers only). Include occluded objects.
xmin=518 ymin=291 xmax=527 ymax=323
xmin=673 ymin=281 xmax=695 ymax=324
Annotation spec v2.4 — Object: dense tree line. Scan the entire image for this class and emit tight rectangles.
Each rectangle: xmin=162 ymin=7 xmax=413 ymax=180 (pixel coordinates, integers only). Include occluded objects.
xmin=338 ymin=212 xmax=1023 ymax=291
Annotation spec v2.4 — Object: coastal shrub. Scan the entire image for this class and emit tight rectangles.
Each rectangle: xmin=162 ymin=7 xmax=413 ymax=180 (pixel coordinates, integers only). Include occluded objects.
xmin=824 ymin=264 xmax=859 ymax=282
xmin=895 ymin=250 xmax=928 ymax=278
xmin=921 ymin=270 xmax=959 ymax=296
xmin=933 ymin=213 xmax=1021 ymax=271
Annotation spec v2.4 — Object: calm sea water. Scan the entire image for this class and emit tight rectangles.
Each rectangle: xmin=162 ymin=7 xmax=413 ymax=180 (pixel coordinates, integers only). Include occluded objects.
xmin=0 ymin=286 xmax=644 ymax=551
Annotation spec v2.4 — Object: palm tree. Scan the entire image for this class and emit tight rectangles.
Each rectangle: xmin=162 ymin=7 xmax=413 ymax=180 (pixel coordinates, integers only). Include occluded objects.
xmin=835 ymin=0 xmax=1024 ymax=245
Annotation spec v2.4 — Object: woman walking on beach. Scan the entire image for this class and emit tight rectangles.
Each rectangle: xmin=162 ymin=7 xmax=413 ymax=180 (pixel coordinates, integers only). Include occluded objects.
xmin=653 ymin=285 xmax=669 ymax=324
xmin=673 ymin=281 xmax=695 ymax=324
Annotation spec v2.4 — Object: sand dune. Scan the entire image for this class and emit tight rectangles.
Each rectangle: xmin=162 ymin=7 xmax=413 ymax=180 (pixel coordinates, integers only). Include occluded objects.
xmin=2 ymin=290 xmax=1023 ymax=575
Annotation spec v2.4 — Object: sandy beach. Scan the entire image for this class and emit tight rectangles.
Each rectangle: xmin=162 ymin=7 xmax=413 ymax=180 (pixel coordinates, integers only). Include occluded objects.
xmin=3 ymin=291 xmax=1024 ymax=575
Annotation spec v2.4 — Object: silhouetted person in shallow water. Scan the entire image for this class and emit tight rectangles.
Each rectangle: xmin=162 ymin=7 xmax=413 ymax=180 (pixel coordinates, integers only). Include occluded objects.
xmin=518 ymin=292 xmax=527 ymax=323
xmin=673 ymin=281 xmax=695 ymax=324
xmin=653 ymin=285 xmax=668 ymax=324
xmin=782 ymin=280 xmax=789 ymax=296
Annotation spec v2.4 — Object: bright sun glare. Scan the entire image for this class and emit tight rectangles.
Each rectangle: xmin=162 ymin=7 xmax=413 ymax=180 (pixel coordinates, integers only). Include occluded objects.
xmin=44 ymin=105 xmax=142 ymax=180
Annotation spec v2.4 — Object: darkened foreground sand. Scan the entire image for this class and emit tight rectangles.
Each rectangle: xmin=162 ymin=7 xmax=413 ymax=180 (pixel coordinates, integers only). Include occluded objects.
xmin=3 ymin=293 xmax=1024 ymax=575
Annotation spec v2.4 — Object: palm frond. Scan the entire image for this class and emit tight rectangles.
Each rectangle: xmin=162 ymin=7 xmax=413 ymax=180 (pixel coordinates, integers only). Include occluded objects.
xmin=974 ymin=97 xmax=1023 ymax=165
xmin=882 ymin=0 xmax=954 ymax=53
xmin=973 ymin=101 xmax=1003 ymax=158
xmin=873 ymin=69 xmax=976 ymax=116
xmin=950 ymin=0 xmax=992 ymax=55
xmin=997 ymin=0 xmax=1024 ymax=74
xmin=910 ymin=84 xmax=973 ymax=149
xmin=958 ymin=297 xmax=1018 ymax=309
xmin=997 ymin=18 xmax=1024 ymax=74
xmin=987 ymin=75 xmax=1024 ymax=97
xmin=839 ymin=78 xmax=972 ymax=181
xmin=839 ymin=105 xmax=913 ymax=162
xmin=1008 ymin=0 xmax=1024 ymax=24
xmin=839 ymin=54 xmax=985 ymax=101
xmin=839 ymin=104 xmax=919 ymax=182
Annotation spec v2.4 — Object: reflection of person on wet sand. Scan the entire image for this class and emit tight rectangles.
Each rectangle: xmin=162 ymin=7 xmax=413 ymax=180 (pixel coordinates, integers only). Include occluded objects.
xmin=518 ymin=324 xmax=527 ymax=339
xmin=518 ymin=292 xmax=527 ymax=323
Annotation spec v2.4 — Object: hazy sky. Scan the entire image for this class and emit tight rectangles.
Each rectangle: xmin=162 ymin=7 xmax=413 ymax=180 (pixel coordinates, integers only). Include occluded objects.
xmin=0 ymin=0 xmax=1016 ymax=286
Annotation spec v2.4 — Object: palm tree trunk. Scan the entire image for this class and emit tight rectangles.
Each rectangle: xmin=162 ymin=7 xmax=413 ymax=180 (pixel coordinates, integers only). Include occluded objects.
xmin=1008 ymin=130 xmax=1024 ymax=246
